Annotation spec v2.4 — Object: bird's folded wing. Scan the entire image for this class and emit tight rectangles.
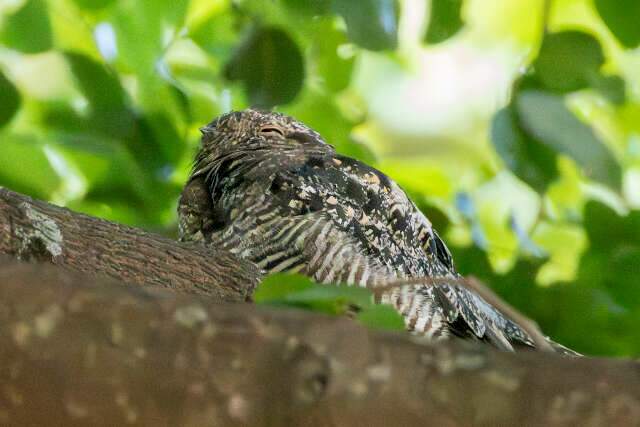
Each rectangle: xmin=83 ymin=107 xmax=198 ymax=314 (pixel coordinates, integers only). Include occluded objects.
xmin=291 ymin=210 xmax=536 ymax=351
xmin=377 ymin=281 xmax=536 ymax=351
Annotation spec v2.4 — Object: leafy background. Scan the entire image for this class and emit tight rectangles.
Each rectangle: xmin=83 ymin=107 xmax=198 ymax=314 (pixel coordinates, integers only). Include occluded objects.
xmin=1 ymin=0 xmax=639 ymax=356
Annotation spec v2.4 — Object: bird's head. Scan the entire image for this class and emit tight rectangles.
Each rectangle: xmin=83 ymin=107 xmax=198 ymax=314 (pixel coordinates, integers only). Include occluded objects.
xmin=192 ymin=109 xmax=332 ymax=179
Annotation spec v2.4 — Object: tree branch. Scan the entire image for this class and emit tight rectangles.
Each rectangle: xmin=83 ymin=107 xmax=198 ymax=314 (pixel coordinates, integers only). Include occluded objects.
xmin=1 ymin=258 xmax=639 ymax=427
xmin=0 ymin=187 xmax=562 ymax=353
xmin=0 ymin=188 xmax=261 ymax=302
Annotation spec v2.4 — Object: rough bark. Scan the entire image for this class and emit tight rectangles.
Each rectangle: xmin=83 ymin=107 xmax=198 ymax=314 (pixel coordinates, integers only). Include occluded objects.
xmin=1 ymin=188 xmax=640 ymax=426
xmin=1 ymin=259 xmax=639 ymax=427
xmin=0 ymin=188 xmax=260 ymax=301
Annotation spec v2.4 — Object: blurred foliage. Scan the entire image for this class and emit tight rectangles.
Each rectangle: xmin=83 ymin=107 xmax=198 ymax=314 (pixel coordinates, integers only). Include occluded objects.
xmin=424 ymin=0 xmax=464 ymax=44
xmin=1 ymin=0 xmax=639 ymax=356
xmin=224 ymin=26 xmax=304 ymax=107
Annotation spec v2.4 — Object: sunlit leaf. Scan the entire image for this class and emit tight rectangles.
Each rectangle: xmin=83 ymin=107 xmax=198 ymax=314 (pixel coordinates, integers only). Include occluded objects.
xmin=533 ymin=31 xmax=604 ymax=93
xmin=378 ymin=159 xmax=452 ymax=199
xmin=112 ymin=0 xmax=188 ymax=95
xmin=0 ymin=0 xmax=52 ymax=53
xmin=424 ymin=0 xmax=464 ymax=44
xmin=332 ymin=0 xmax=398 ymax=51
xmin=65 ymin=54 xmax=182 ymax=177
xmin=254 ymin=273 xmax=315 ymax=303
xmin=187 ymin=4 xmax=237 ymax=55
xmin=224 ymin=26 xmax=304 ymax=107
xmin=255 ymin=273 xmax=404 ymax=330
xmin=285 ymin=285 xmax=373 ymax=312
xmin=0 ymin=71 xmax=20 ymax=128
xmin=595 ymin=0 xmax=640 ymax=48
xmin=310 ymin=21 xmax=354 ymax=93
xmin=356 ymin=304 xmax=404 ymax=331
xmin=531 ymin=222 xmax=587 ymax=286
xmin=255 ymin=273 xmax=372 ymax=315
xmin=515 ymin=90 xmax=621 ymax=189
xmin=0 ymin=134 xmax=60 ymax=200
xmin=70 ymin=0 xmax=116 ymax=10
xmin=67 ymin=198 xmax=139 ymax=225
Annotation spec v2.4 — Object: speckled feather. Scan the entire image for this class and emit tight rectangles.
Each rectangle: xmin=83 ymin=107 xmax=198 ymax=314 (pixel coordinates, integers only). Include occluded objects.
xmin=179 ymin=109 xmax=563 ymax=352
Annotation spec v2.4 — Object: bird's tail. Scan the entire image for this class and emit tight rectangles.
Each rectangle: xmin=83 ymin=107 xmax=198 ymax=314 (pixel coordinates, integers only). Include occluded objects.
xmin=547 ymin=338 xmax=582 ymax=357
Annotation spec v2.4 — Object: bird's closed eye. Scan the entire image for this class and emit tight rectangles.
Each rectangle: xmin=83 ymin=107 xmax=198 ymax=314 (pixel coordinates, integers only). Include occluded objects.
xmin=259 ymin=126 xmax=285 ymax=138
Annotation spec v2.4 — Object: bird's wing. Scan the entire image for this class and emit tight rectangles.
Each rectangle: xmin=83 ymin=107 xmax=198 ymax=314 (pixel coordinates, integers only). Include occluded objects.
xmin=202 ymin=168 xmax=392 ymax=285
xmin=178 ymin=175 xmax=218 ymax=244
xmin=286 ymin=153 xmax=459 ymax=278
xmin=182 ymin=152 xmax=538 ymax=351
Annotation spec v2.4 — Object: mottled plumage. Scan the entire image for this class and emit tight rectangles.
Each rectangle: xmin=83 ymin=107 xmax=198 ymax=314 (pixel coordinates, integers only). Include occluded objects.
xmin=179 ymin=109 xmax=573 ymax=354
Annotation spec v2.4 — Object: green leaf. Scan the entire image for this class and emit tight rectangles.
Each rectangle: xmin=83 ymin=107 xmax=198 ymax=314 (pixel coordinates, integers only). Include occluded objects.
xmin=491 ymin=106 xmax=558 ymax=192
xmin=133 ymin=111 xmax=186 ymax=167
xmin=356 ymin=304 xmax=404 ymax=331
xmin=310 ymin=21 xmax=354 ymax=93
xmin=168 ymin=83 xmax=192 ymax=124
xmin=64 ymin=52 xmax=133 ymax=137
xmin=287 ymin=285 xmax=373 ymax=313
xmin=282 ymin=0 xmax=331 ymax=16
xmin=46 ymin=132 xmax=128 ymax=191
xmin=424 ymin=0 xmax=464 ymax=44
xmin=515 ymin=90 xmax=621 ymax=189
xmin=65 ymin=52 xmax=127 ymax=111
xmin=224 ymin=26 xmax=305 ymax=107
xmin=40 ymin=101 xmax=91 ymax=135
xmin=533 ymin=31 xmax=604 ymax=93
xmin=590 ymin=74 xmax=626 ymax=105
xmin=187 ymin=5 xmax=238 ymax=55
xmin=0 ymin=71 xmax=20 ymax=128
xmin=0 ymin=0 xmax=53 ymax=53
xmin=112 ymin=0 xmax=188 ymax=105
xmin=254 ymin=273 xmax=316 ymax=303
xmin=595 ymin=0 xmax=640 ymax=48
xmin=70 ymin=0 xmax=116 ymax=10
xmin=332 ymin=0 xmax=398 ymax=51
xmin=255 ymin=273 xmax=373 ymax=315
xmin=255 ymin=273 xmax=405 ymax=330
xmin=0 ymin=134 xmax=60 ymax=200
xmin=452 ymin=246 xmax=640 ymax=357
xmin=580 ymin=201 xmax=640 ymax=316
xmin=46 ymin=53 xmax=180 ymax=209
xmin=583 ymin=201 xmax=640 ymax=250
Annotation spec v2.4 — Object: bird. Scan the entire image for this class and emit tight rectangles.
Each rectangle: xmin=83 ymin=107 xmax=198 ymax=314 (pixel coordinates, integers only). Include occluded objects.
xmin=179 ymin=109 xmax=577 ymax=354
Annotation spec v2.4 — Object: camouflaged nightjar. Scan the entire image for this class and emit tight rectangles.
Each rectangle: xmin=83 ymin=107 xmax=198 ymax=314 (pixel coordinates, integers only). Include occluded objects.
xmin=179 ymin=109 xmax=576 ymax=354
